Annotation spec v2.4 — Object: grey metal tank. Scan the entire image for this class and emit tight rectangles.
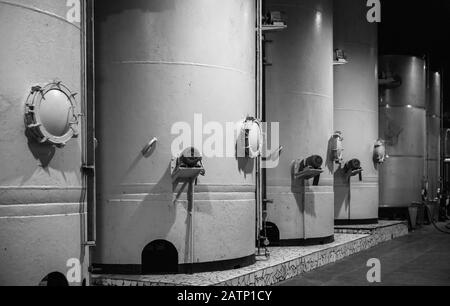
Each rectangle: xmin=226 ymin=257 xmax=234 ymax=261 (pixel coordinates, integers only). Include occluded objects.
xmin=333 ymin=0 xmax=379 ymax=224
xmin=379 ymin=55 xmax=427 ymax=208
xmin=0 ymin=0 xmax=87 ymax=285
xmin=265 ymin=0 xmax=335 ymax=245
xmin=93 ymin=0 xmax=257 ymax=273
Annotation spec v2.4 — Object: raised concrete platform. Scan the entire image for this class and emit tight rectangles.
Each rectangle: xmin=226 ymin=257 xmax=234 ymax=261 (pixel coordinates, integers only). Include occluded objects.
xmin=335 ymin=220 xmax=409 ymax=235
xmin=91 ymin=221 xmax=408 ymax=287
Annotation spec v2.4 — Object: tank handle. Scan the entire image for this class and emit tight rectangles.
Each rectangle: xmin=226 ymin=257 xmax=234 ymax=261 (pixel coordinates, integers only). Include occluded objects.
xmin=142 ymin=137 xmax=158 ymax=157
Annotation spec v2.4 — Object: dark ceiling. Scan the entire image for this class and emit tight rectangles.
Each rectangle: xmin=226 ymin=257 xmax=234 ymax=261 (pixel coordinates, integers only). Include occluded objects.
xmin=379 ymin=0 xmax=450 ymax=126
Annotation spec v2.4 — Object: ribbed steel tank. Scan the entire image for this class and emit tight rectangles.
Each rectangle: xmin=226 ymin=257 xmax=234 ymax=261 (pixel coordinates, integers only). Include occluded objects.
xmin=0 ymin=0 xmax=86 ymax=285
xmin=264 ymin=0 xmax=335 ymax=245
xmin=94 ymin=0 xmax=256 ymax=273
xmin=427 ymin=72 xmax=442 ymax=199
xmin=333 ymin=0 xmax=379 ymax=224
xmin=379 ymin=55 xmax=427 ymax=208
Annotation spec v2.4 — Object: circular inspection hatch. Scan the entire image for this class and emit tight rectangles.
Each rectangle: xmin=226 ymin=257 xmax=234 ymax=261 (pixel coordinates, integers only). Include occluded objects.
xmin=25 ymin=82 xmax=79 ymax=147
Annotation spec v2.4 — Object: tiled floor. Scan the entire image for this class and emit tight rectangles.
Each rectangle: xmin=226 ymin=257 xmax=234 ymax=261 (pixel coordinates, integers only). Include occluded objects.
xmin=91 ymin=221 xmax=408 ymax=286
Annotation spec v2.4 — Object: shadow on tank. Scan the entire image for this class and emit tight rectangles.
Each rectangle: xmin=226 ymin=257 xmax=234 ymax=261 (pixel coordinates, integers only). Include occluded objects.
xmin=291 ymin=161 xmax=317 ymax=218
xmin=235 ymin=143 xmax=256 ymax=177
xmin=23 ymin=129 xmax=82 ymax=184
xmin=26 ymin=130 xmax=56 ymax=168
xmin=334 ymin=166 xmax=351 ymax=218
xmin=264 ymin=222 xmax=280 ymax=246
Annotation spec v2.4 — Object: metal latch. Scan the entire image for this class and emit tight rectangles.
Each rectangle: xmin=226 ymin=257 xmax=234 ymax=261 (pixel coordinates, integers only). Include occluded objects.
xmin=82 ymin=165 xmax=95 ymax=176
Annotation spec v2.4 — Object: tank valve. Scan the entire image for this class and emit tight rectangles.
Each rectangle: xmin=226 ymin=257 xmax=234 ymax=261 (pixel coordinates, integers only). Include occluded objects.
xmin=263 ymin=11 xmax=287 ymax=27
xmin=373 ymin=139 xmax=386 ymax=165
xmin=237 ymin=117 xmax=263 ymax=159
xmin=344 ymin=159 xmax=363 ymax=181
xmin=330 ymin=131 xmax=344 ymax=165
xmin=142 ymin=137 xmax=158 ymax=157
xmin=171 ymin=147 xmax=205 ymax=182
xmin=294 ymin=155 xmax=324 ymax=186
xmin=262 ymin=146 xmax=283 ymax=162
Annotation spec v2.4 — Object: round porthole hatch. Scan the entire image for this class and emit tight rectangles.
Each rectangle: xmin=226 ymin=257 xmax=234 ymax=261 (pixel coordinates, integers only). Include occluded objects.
xmin=25 ymin=82 xmax=79 ymax=147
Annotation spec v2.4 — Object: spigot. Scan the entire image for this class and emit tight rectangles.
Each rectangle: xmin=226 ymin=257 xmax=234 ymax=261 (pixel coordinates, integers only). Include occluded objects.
xmin=142 ymin=137 xmax=158 ymax=157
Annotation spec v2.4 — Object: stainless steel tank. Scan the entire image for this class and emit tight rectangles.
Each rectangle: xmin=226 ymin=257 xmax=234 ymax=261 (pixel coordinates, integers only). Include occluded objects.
xmin=0 ymin=0 xmax=86 ymax=285
xmin=94 ymin=0 xmax=256 ymax=273
xmin=265 ymin=0 xmax=335 ymax=245
xmin=379 ymin=55 xmax=427 ymax=208
xmin=334 ymin=0 xmax=379 ymax=224
xmin=427 ymin=71 xmax=442 ymax=199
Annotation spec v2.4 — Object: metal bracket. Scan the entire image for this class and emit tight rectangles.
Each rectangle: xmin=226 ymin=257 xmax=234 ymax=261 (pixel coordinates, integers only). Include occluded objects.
xmin=83 ymin=241 xmax=96 ymax=247
xmin=293 ymin=156 xmax=324 ymax=186
xmin=82 ymin=164 xmax=95 ymax=176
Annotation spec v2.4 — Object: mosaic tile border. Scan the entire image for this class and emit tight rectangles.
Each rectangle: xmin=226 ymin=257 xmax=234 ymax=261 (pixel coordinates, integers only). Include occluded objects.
xmin=334 ymin=220 xmax=409 ymax=235
xmin=91 ymin=222 xmax=408 ymax=287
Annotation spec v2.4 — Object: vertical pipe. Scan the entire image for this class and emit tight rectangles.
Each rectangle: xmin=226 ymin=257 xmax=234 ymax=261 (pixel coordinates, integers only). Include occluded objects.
xmin=84 ymin=0 xmax=96 ymax=245
xmin=441 ymin=70 xmax=445 ymax=192
xmin=256 ymin=0 xmax=264 ymax=246
xmin=187 ymin=180 xmax=195 ymax=265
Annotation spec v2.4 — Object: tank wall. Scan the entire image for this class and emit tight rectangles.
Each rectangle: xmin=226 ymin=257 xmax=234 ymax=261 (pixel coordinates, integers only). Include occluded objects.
xmin=94 ymin=0 xmax=256 ymax=267
xmin=379 ymin=55 xmax=427 ymax=207
xmin=446 ymin=130 xmax=450 ymax=158
xmin=0 ymin=0 xmax=85 ymax=285
xmin=333 ymin=0 xmax=379 ymax=222
xmin=427 ymin=72 xmax=442 ymax=198
xmin=265 ymin=0 xmax=335 ymax=240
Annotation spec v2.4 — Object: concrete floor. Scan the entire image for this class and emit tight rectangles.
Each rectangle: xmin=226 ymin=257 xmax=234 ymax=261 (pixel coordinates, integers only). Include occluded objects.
xmin=278 ymin=224 xmax=450 ymax=286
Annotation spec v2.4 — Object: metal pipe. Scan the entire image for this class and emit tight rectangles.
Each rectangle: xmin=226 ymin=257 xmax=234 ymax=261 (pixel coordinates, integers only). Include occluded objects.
xmin=188 ymin=179 xmax=195 ymax=265
xmin=256 ymin=0 xmax=264 ymax=250
xmin=84 ymin=0 xmax=96 ymax=246
xmin=441 ymin=69 xmax=445 ymax=192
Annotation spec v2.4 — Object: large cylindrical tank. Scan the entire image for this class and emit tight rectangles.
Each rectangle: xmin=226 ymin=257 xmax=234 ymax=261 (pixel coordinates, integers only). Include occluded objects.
xmin=0 ymin=0 xmax=86 ymax=285
xmin=333 ymin=0 xmax=379 ymax=224
xmin=94 ymin=0 xmax=256 ymax=273
xmin=426 ymin=72 xmax=442 ymax=199
xmin=265 ymin=0 xmax=335 ymax=245
xmin=379 ymin=55 xmax=427 ymax=208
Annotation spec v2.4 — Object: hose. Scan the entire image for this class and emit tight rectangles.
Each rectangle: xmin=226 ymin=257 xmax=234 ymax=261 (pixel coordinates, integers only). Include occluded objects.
xmin=423 ymin=204 xmax=450 ymax=235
